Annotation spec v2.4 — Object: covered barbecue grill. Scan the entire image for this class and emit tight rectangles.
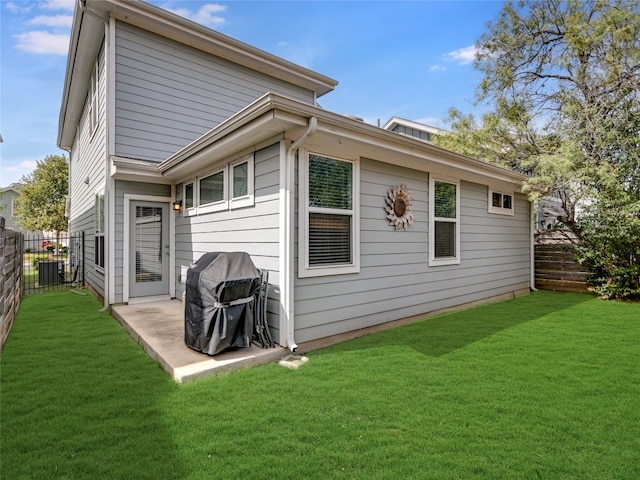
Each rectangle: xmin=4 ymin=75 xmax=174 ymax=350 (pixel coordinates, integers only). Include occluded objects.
xmin=185 ymin=252 xmax=262 ymax=355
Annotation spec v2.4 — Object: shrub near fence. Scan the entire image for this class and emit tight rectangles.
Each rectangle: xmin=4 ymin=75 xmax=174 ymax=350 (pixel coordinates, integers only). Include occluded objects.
xmin=0 ymin=217 xmax=24 ymax=351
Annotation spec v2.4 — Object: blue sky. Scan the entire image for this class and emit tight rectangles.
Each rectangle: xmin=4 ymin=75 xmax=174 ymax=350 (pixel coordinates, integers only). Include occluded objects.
xmin=0 ymin=0 xmax=505 ymax=187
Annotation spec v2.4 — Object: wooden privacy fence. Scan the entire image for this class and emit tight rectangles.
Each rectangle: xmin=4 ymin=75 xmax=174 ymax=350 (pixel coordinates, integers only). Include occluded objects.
xmin=1 ymin=217 xmax=24 ymax=351
xmin=534 ymin=237 xmax=591 ymax=293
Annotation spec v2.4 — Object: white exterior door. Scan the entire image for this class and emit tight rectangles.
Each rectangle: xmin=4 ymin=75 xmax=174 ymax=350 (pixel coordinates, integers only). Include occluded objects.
xmin=128 ymin=201 xmax=170 ymax=299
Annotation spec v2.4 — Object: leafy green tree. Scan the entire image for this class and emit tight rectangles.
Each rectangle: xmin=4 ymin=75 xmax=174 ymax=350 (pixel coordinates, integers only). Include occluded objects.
xmin=433 ymin=0 xmax=640 ymax=298
xmin=14 ymin=155 xmax=69 ymax=244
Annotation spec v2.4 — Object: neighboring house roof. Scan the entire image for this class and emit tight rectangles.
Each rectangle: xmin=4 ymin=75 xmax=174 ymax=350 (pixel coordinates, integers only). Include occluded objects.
xmin=0 ymin=183 xmax=22 ymax=194
xmin=382 ymin=117 xmax=447 ymax=138
xmin=158 ymin=93 xmax=527 ymax=189
xmin=57 ymin=0 xmax=338 ymax=150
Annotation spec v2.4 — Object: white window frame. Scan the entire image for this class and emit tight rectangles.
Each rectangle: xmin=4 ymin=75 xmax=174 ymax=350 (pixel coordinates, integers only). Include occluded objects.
xmin=89 ymin=59 xmax=99 ymax=138
xmin=197 ymin=167 xmax=228 ymax=214
xmin=94 ymin=188 xmax=105 ymax=272
xmin=429 ymin=176 xmax=460 ymax=266
xmin=298 ymin=150 xmax=360 ymax=278
xmin=230 ymin=155 xmax=255 ymax=209
xmin=488 ymin=189 xmax=515 ymax=216
xmin=183 ymin=180 xmax=196 ymax=217
xmin=11 ymin=199 xmax=17 ymax=217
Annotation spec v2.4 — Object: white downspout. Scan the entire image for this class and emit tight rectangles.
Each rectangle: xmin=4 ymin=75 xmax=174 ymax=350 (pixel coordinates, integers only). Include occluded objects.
xmin=281 ymin=116 xmax=317 ymax=353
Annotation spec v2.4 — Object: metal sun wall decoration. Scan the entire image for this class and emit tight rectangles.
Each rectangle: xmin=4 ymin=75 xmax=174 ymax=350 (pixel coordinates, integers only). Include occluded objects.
xmin=385 ymin=184 xmax=414 ymax=230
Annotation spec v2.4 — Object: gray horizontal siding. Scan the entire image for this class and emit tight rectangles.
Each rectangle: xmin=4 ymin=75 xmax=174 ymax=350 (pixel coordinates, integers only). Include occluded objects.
xmin=174 ymin=143 xmax=281 ymax=336
xmin=114 ymin=22 xmax=314 ymax=162
xmin=69 ymin=44 xmax=107 ymax=298
xmin=293 ymin=158 xmax=531 ymax=343
xmin=69 ymin=206 xmax=103 ymax=298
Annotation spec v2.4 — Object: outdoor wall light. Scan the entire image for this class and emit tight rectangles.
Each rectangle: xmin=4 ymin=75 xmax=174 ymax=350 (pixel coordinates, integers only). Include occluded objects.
xmin=172 ymin=200 xmax=182 ymax=211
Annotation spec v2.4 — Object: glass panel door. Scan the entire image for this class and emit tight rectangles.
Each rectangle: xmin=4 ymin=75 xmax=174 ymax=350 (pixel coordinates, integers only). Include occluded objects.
xmin=129 ymin=201 xmax=169 ymax=298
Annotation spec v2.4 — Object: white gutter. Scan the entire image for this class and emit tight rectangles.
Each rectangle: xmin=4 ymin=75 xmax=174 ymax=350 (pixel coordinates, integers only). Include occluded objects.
xmin=280 ymin=116 xmax=317 ymax=353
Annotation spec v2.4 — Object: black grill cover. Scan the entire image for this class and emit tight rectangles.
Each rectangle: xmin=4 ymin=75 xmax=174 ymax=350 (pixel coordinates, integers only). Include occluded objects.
xmin=185 ymin=252 xmax=261 ymax=355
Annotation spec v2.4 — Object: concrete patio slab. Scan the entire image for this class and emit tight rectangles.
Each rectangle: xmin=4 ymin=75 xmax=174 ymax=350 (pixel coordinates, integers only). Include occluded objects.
xmin=111 ymin=300 xmax=286 ymax=383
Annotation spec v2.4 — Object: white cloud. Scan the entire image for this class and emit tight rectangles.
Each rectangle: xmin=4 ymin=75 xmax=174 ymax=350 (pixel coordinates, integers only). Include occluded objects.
xmin=41 ymin=0 xmax=75 ymax=12
xmin=446 ymin=45 xmax=477 ymax=65
xmin=6 ymin=160 xmax=38 ymax=173
xmin=167 ymin=3 xmax=226 ymax=27
xmin=15 ymin=31 xmax=69 ymax=55
xmin=429 ymin=64 xmax=447 ymax=73
xmin=27 ymin=14 xmax=73 ymax=28
xmin=6 ymin=2 xmax=32 ymax=14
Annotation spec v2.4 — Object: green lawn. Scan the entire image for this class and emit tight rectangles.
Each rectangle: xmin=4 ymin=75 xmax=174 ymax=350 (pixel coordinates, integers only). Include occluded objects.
xmin=1 ymin=291 xmax=638 ymax=479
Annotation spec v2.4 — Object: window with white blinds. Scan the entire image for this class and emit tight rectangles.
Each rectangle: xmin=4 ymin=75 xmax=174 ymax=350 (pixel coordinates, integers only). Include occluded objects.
xmin=135 ymin=206 xmax=163 ymax=283
xmin=199 ymin=170 xmax=225 ymax=206
xmin=429 ymin=177 xmax=460 ymax=266
xmin=299 ymin=152 xmax=360 ymax=277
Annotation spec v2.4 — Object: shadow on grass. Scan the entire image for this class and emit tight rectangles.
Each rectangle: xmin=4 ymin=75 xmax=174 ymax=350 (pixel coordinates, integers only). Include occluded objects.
xmin=315 ymin=291 xmax=593 ymax=358
xmin=0 ymin=292 xmax=186 ymax=479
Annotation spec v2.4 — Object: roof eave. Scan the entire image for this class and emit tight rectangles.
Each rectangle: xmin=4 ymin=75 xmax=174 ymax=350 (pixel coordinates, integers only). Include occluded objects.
xmin=58 ymin=0 xmax=338 ymax=150
xmin=57 ymin=4 xmax=105 ymax=150
xmin=159 ymin=93 xmax=528 ymax=188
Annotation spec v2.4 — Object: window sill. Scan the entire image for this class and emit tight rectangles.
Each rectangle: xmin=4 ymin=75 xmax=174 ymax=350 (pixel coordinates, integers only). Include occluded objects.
xmin=488 ymin=207 xmax=515 ymax=216
xmin=197 ymin=201 xmax=228 ymax=215
xmin=230 ymin=195 xmax=255 ymax=210
xmin=428 ymin=257 xmax=460 ymax=267
xmin=298 ymin=263 xmax=360 ymax=278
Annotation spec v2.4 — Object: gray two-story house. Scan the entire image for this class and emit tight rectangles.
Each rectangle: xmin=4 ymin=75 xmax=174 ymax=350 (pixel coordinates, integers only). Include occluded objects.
xmin=59 ymin=0 xmax=532 ymax=352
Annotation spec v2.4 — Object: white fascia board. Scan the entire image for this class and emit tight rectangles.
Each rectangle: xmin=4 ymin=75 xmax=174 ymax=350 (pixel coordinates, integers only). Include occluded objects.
xmin=58 ymin=10 xmax=105 ymax=150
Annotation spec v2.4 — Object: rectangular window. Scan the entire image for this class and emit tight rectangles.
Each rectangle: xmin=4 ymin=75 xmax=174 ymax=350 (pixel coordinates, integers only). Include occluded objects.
xmin=299 ymin=152 xmax=359 ymax=277
xmin=488 ymin=190 xmax=514 ymax=215
xmin=184 ymin=182 xmax=194 ymax=209
xmin=94 ymin=193 xmax=105 ymax=269
xmin=429 ymin=177 xmax=460 ymax=266
xmin=89 ymin=60 xmax=98 ymax=137
xmin=233 ymin=162 xmax=248 ymax=198
xmin=198 ymin=169 xmax=227 ymax=213
xmin=230 ymin=156 xmax=254 ymax=209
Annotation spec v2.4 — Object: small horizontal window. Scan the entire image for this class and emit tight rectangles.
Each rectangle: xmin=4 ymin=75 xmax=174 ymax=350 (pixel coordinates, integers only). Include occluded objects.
xmin=488 ymin=190 xmax=514 ymax=216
